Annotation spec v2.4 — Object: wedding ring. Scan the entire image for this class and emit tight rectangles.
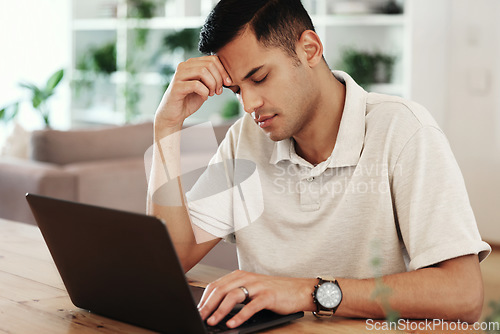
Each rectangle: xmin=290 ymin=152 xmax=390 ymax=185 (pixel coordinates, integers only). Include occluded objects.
xmin=239 ymin=286 xmax=250 ymax=304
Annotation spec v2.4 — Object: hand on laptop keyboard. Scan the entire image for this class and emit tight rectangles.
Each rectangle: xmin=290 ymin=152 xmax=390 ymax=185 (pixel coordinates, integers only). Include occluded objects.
xmin=197 ymin=270 xmax=315 ymax=328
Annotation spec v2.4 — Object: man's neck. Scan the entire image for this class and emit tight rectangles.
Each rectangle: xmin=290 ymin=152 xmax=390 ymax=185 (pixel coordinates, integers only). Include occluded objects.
xmin=293 ymin=70 xmax=346 ymax=166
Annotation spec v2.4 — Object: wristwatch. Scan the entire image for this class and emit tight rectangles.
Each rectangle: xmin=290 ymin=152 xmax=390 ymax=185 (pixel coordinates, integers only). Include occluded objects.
xmin=312 ymin=277 xmax=342 ymax=317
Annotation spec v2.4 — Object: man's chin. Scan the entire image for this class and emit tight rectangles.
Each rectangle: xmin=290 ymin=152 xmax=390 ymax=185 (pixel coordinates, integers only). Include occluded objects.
xmin=265 ymin=130 xmax=288 ymax=142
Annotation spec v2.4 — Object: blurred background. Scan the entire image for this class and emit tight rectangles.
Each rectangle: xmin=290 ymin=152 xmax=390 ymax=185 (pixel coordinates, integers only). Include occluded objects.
xmin=0 ymin=0 xmax=499 ymax=245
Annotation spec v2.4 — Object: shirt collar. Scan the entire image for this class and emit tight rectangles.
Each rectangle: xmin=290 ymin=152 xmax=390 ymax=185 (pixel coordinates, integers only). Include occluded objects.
xmin=270 ymin=71 xmax=367 ymax=168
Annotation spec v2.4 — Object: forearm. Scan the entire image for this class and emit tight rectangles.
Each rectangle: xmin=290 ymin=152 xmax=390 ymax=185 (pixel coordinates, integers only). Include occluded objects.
xmin=335 ymin=255 xmax=483 ymax=323
xmin=147 ymin=120 xmax=196 ymax=267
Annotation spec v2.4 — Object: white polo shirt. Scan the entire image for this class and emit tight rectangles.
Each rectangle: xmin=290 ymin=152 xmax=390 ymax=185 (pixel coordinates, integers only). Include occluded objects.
xmin=186 ymin=71 xmax=491 ymax=279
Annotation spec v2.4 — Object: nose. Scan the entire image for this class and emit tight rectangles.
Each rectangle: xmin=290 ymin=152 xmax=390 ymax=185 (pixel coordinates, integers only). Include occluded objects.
xmin=240 ymin=88 xmax=263 ymax=114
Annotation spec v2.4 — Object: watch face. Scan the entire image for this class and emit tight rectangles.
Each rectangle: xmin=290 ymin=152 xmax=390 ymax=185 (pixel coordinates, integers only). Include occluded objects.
xmin=317 ymin=282 xmax=342 ymax=309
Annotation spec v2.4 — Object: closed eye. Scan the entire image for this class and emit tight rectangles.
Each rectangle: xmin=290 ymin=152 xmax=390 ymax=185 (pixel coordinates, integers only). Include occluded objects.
xmin=253 ymin=74 xmax=268 ymax=84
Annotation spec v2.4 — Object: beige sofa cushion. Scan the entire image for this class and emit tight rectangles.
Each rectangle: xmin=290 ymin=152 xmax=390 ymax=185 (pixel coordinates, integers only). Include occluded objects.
xmin=63 ymin=157 xmax=148 ymax=214
xmin=30 ymin=122 xmax=153 ymax=165
xmin=0 ymin=157 xmax=77 ymax=225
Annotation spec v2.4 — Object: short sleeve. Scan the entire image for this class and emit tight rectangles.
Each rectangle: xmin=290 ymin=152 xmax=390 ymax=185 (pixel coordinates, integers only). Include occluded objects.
xmin=391 ymin=126 xmax=491 ymax=270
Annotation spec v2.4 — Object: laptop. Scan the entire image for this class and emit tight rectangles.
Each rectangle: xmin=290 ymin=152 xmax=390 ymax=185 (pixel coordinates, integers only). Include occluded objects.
xmin=26 ymin=194 xmax=303 ymax=334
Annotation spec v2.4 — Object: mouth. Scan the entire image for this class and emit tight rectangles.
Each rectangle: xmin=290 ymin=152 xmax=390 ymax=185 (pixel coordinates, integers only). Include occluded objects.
xmin=255 ymin=114 xmax=277 ymax=129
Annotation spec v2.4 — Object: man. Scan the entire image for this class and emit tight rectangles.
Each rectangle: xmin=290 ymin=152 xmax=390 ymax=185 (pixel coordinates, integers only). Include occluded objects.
xmin=148 ymin=0 xmax=490 ymax=329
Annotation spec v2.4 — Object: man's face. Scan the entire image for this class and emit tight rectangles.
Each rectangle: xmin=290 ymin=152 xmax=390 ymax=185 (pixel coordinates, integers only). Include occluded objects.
xmin=217 ymin=28 xmax=319 ymax=142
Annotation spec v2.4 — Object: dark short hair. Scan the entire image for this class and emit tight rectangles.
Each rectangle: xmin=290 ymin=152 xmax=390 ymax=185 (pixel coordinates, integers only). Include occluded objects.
xmin=198 ymin=0 xmax=315 ymax=58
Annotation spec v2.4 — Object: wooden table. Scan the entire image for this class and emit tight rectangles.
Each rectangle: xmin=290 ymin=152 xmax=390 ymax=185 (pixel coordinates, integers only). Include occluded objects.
xmin=0 ymin=218 xmax=496 ymax=333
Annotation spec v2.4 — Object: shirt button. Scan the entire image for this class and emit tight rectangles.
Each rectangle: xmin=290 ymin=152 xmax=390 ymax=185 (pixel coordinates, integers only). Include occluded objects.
xmin=307 ymin=176 xmax=314 ymax=182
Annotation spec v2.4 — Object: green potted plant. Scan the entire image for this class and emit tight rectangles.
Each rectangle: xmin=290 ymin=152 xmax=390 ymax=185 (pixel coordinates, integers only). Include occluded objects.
xmin=73 ymin=42 xmax=116 ymax=108
xmin=338 ymin=48 xmax=376 ymax=87
xmin=77 ymin=42 xmax=117 ymax=75
xmin=338 ymin=48 xmax=396 ymax=87
xmin=1 ymin=69 xmax=65 ymax=128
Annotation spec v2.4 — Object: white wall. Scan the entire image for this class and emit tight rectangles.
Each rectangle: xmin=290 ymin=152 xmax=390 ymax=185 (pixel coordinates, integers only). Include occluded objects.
xmin=0 ymin=0 xmax=71 ymax=130
xmin=445 ymin=0 xmax=500 ymax=244
xmin=410 ymin=0 xmax=451 ymax=127
xmin=411 ymin=0 xmax=500 ymax=244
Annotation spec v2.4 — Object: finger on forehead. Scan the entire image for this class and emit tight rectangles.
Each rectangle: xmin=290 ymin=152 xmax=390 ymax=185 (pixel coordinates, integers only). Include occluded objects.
xmin=212 ymin=55 xmax=232 ymax=84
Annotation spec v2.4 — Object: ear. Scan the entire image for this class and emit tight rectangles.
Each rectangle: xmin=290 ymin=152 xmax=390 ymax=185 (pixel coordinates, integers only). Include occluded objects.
xmin=297 ymin=30 xmax=323 ymax=67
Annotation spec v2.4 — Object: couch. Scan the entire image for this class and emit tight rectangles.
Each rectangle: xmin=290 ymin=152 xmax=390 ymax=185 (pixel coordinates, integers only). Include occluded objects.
xmin=0 ymin=121 xmax=238 ymax=270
